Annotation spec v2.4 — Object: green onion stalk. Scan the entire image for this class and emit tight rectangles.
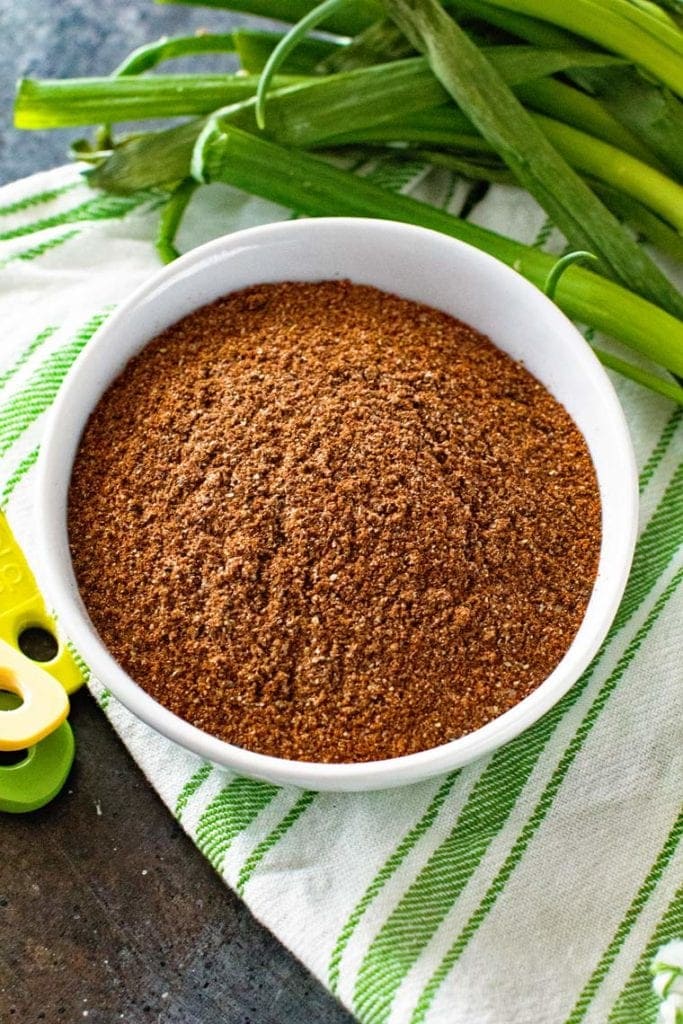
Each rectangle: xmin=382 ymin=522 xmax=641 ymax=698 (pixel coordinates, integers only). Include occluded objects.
xmin=112 ymin=32 xmax=239 ymax=75
xmin=202 ymin=0 xmax=683 ymax=181
xmin=451 ymin=0 xmax=683 ymax=95
xmin=155 ymin=0 xmax=381 ymax=35
xmin=16 ymin=45 xmax=629 ymax=129
xmin=324 ymin=105 xmax=683 ymax=231
xmin=60 ymin=53 xmax=682 ymax=234
xmin=14 ymin=74 xmax=301 ymax=129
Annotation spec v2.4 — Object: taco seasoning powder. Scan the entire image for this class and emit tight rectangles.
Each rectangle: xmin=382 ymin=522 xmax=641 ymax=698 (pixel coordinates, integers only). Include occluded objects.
xmin=68 ymin=280 xmax=601 ymax=763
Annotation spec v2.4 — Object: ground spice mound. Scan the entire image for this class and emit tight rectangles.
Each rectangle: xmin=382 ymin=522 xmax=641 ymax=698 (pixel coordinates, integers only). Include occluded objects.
xmin=69 ymin=281 xmax=601 ymax=763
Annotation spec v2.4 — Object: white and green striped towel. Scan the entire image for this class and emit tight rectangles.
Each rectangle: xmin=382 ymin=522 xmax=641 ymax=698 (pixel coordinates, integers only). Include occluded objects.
xmin=1 ymin=161 xmax=681 ymax=1024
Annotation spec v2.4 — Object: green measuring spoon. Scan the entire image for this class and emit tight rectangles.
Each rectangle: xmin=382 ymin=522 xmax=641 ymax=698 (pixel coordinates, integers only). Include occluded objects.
xmin=0 ymin=691 xmax=75 ymax=813
xmin=0 ymin=509 xmax=85 ymax=813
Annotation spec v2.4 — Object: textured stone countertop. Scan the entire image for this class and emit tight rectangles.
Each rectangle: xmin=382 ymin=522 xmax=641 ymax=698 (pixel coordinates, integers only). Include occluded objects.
xmin=0 ymin=3 xmax=353 ymax=1021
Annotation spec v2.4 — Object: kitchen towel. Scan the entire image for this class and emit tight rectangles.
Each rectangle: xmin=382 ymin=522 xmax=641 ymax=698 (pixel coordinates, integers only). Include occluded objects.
xmin=0 ymin=160 xmax=681 ymax=1024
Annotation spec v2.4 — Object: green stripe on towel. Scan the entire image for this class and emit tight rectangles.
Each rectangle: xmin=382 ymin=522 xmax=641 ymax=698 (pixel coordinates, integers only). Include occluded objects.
xmin=408 ymin=569 xmax=683 ymax=1024
xmin=564 ymin=807 xmax=683 ymax=1024
xmin=0 ymin=308 xmax=111 ymax=457
xmin=195 ymin=776 xmax=280 ymax=872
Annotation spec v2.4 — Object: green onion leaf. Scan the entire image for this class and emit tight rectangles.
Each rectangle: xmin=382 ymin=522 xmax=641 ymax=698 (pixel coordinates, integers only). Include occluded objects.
xmin=317 ymin=19 xmax=412 ymax=72
xmin=593 ymin=347 xmax=683 ymax=404
xmin=574 ymin=65 xmax=683 ymax=180
xmin=113 ymin=33 xmax=238 ymax=76
xmin=234 ymin=28 xmax=340 ymax=73
xmin=399 ymin=147 xmax=515 ymax=182
xmin=514 ymin=78 xmax=661 ymax=165
xmin=536 ymin=114 xmax=683 ymax=230
xmin=256 ymin=0 xmax=347 ymax=129
xmin=592 ymin=182 xmax=683 ymax=260
xmin=14 ymin=74 xmax=300 ymax=129
xmin=544 ymin=251 xmax=598 ymax=299
xmin=447 ymin=0 xmax=586 ymax=48
xmin=156 ymin=178 xmax=198 ymax=262
xmin=154 ymin=0 xmax=381 ymax=37
xmin=88 ymin=119 xmax=202 ymax=192
xmin=480 ymin=0 xmax=683 ymax=95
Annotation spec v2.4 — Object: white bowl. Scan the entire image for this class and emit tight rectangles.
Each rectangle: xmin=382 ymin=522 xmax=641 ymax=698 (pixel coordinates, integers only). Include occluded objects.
xmin=34 ymin=218 xmax=638 ymax=791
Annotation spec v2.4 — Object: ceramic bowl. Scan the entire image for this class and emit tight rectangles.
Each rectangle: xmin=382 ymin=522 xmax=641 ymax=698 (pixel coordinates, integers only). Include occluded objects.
xmin=34 ymin=217 xmax=638 ymax=791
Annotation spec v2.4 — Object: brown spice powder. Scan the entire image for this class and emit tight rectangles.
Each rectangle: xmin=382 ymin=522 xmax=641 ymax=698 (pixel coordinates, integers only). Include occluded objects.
xmin=68 ymin=281 xmax=601 ymax=763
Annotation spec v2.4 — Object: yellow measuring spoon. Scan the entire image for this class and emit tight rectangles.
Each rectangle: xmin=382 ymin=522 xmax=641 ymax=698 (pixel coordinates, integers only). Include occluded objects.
xmin=0 ymin=507 xmax=85 ymax=811
xmin=0 ymin=510 xmax=85 ymax=778
xmin=0 ymin=511 xmax=83 ymax=696
xmin=0 ymin=637 xmax=69 ymax=750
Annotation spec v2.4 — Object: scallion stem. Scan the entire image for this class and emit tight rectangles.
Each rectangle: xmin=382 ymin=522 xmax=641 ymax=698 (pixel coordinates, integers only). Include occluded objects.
xmin=402 ymin=147 xmax=514 ymax=182
xmin=156 ymin=178 xmax=198 ymax=262
xmin=447 ymin=0 xmax=585 ymax=48
xmin=544 ymin=251 xmax=598 ymax=299
xmin=234 ymin=27 xmax=340 ymax=73
xmin=256 ymin=0 xmax=347 ymax=129
xmin=113 ymin=33 xmax=238 ymax=76
xmin=88 ymin=119 xmax=203 ymax=192
xmin=593 ymin=347 xmax=683 ymax=404
xmin=154 ymin=0 xmax=380 ymax=36
xmin=536 ymin=114 xmax=683 ymax=231
xmin=592 ymin=182 xmax=683 ymax=261
xmin=481 ymin=0 xmax=683 ymax=95
xmin=515 ymin=78 xmax=661 ymax=166
xmin=14 ymin=74 xmax=300 ymax=129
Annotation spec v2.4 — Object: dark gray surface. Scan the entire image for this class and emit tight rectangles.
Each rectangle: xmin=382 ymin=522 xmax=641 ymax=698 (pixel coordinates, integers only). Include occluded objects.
xmin=1 ymin=692 xmax=354 ymax=1023
xmin=0 ymin=0 xmax=251 ymax=184
xmin=0 ymin=3 xmax=354 ymax=1022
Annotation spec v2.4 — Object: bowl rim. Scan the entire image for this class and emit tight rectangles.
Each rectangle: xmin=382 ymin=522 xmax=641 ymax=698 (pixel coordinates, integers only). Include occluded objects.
xmin=33 ymin=216 xmax=638 ymax=791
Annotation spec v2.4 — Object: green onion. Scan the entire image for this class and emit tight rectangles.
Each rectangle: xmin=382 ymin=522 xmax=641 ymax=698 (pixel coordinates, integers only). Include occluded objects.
xmin=514 ymin=78 xmax=660 ymax=165
xmin=544 ymin=251 xmax=598 ymax=299
xmin=14 ymin=74 xmax=300 ymax=129
xmin=447 ymin=0 xmax=586 ymax=48
xmin=593 ymin=346 xmax=683 ymax=404
xmin=325 ymin=115 xmax=488 ymax=148
xmin=88 ymin=120 xmax=202 ymax=192
xmin=218 ymin=52 xmax=607 ymax=148
xmin=234 ymin=27 xmax=340 ymax=73
xmin=78 ymin=46 xmax=683 ymax=246
xmin=480 ymin=0 xmax=683 ymax=95
xmin=592 ymin=182 xmax=683 ymax=260
xmin=485 ymin=0 xmax=683 ymax=93
xmin=310 ymin=16 xmax=661 ymax=168
xmin=383 ymin=0 xmax=683 ymax=316
xmin=324 ymin=106 xmax=683 ymax=231
xmin=193 ymin=123 xmax=683 ymax=379
xmin=602 ymin=0 xmax=683 ymax=48
xmin=536 ymin=114 xmax=683 ymax=230
xmin=398 ymin=146 xmax=683 ymax=257
xmin=13 ymin=0 xmax=683 ymax=400
xmin=156 ymin=178 xmax=198 ymax=261
xmin=154 ymin=0 xmax=380 ymax=36
xmin=574 ymin=65 xmax=683 ymax=180
xmin=317 ymin=19 xmax=412 ymax=71
xmin=402 ymin=148 xmax=514 ymax=181
xmin=112 ymin=33 xmax=238 ymax=76
xmin=256 ymin=0 xmax=347 ymax=128
xmin=248 ymin=59 xmax=450 ymax=143
xmin=446 ymin=1 xmax=683 ymax=177
xmin=82 ymin=52 xmax=683 ymax=238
